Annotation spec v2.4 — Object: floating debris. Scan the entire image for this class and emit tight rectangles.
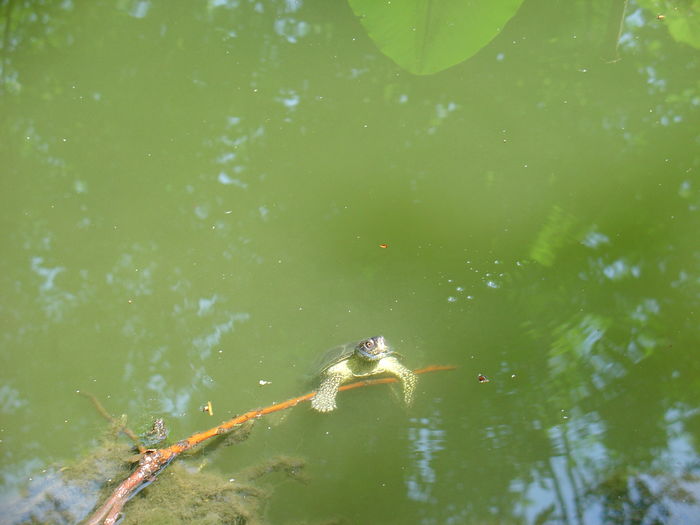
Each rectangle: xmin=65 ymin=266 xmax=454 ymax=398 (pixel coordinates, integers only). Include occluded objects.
xmin=142 ymin=418 xmax=169 ymax=447
xmin=477 ymin=373 xmax=490 ymax=383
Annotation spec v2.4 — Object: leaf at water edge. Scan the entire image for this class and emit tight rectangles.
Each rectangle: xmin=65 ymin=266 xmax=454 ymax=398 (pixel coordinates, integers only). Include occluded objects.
xmin=348 ymin=0 xmax=525 ymax=75
xmin=636 ymin=0 xmax=700 ymax=50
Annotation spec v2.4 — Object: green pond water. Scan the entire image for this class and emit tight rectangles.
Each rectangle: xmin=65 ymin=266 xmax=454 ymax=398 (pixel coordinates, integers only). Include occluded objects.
xmin=1 ymin=1 xmax=699 ymax=524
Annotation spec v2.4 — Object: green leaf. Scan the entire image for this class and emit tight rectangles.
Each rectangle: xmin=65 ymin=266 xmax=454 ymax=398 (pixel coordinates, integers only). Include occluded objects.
xmin=348 ymin=0 xmax=524 ymax=75
xmin=529 ymin=206 xmax=578 ymax=268
xmin=637 ymin=0 xmax=700 ymax=50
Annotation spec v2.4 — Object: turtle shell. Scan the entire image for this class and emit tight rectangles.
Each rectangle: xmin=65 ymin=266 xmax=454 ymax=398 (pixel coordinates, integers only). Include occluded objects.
xmin=314 ymin=341 xmax=356 ymax=375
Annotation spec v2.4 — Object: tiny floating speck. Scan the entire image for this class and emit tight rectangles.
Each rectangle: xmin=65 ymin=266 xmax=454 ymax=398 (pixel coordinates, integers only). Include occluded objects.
xmin=477 ymin=374 xmax=490 ymax=383
xmin=202 ymin=401 xmax=214 ymax=416
xmin=258 ymin=379 xmax=271 ymax=386
xmin=379 ymin=243 xmax=389 ymax=249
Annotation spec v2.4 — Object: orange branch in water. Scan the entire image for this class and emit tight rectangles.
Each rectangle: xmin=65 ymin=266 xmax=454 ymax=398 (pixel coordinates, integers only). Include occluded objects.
xmin=85 ymin=364 xmax=456 ymax=525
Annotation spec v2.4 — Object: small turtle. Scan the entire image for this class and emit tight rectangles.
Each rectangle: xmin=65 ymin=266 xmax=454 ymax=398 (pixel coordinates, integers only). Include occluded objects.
xmin=311 ymin=335 xmax=417 ymax=413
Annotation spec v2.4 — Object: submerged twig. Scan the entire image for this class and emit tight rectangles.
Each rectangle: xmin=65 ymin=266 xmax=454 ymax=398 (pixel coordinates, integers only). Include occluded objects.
xmin=85 ymin=364 xmax=456 ymax=525
xmin=601 ymin=0 xmax=628 ymax=63
xmin=79 ymin=391 xmax=145 ymax=454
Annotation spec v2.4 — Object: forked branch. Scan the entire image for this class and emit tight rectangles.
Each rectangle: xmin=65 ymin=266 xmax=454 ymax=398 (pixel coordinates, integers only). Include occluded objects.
xmin=85 ymin=364 xmax=456 ymax=525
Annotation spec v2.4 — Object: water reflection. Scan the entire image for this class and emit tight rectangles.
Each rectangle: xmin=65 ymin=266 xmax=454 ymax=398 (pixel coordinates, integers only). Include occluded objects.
xmin=30 ymin=256 xmax=77 ymax=322
xmin=505 ymin=202 xmax=699 ymax=523
xmin=2 ymin=0 xmax=700 ymax=524
xmin=407 ymin=415 xmax=445 ymax=503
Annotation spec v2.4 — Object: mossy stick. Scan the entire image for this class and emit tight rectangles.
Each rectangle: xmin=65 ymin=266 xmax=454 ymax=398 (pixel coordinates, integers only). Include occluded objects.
xmin=85 ymin=364 xmax=456 ymax=525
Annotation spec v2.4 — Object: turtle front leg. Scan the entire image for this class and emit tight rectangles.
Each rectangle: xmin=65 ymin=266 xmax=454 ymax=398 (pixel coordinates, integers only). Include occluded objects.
xmin=312 ymin=372 xmax=346 ymax=413
xmin=382 ymin=358 xmax=418 ymax=407
xmin=398 ymin=367 xmax=418 ymax=406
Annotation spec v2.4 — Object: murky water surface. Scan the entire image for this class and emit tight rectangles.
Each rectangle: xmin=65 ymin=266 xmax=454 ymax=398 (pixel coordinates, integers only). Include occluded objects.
xmin=1 ymin=1 xmax=699 ymax=523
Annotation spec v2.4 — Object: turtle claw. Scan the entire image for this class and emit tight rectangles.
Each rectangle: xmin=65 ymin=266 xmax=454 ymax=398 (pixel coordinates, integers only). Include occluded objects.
xmin=311 ymin=396 xmax=336 ymax=412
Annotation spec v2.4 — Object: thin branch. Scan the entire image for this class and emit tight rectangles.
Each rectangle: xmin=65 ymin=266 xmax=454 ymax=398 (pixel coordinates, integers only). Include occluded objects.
xmin=85 ymin=364 xmax=456 ymax=525
xmin=601 ymin=0 xmax=628 ymax=63
xmin=79 ymin=391 xmax=145 ymax=454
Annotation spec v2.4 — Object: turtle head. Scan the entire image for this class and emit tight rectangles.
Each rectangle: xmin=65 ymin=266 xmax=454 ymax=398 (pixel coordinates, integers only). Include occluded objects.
xmin=355 ymin=336 xmax=389 ymax=361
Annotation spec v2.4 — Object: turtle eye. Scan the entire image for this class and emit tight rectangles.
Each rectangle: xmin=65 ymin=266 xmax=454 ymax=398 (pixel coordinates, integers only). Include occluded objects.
xmin=363 ymin=340 xmax=375 ymax=350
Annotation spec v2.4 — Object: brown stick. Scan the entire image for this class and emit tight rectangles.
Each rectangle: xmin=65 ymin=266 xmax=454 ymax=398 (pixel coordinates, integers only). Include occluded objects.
xmin=84 ymin=364 xmax=456 ymax=525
